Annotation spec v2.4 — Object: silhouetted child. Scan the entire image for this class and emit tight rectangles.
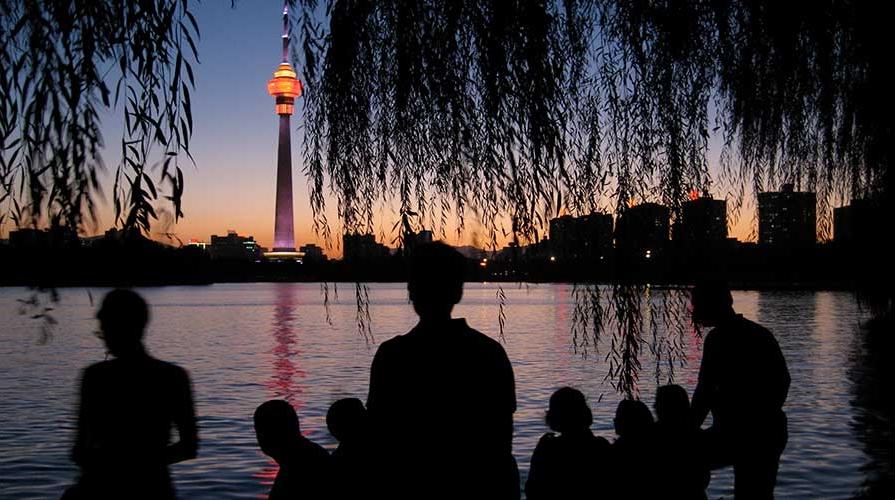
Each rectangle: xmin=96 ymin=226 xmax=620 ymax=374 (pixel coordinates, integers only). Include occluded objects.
xmin=254 ymin=400 xmax=331 ymax=500
xmin=68 ymin=289 xmax=198 ymax=500
xmin=612 ymin=399 xmax=658 ymax=499
xmin=525 ymin=387 xmax=612 ymax=500
xmin=654 ymin=384 xmax=710 ymax=499
xmin=327 ymin=397 xmax=371 ymax=499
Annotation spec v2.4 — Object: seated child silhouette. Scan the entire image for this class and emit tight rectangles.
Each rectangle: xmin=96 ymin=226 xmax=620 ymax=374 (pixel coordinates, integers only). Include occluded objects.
xmin=327 ymin=398 xmax=372 ymax=499
xmin=612 ymin=399 xmax=658 ymax=499
xmin=254 ymin=400 xmax=331 ymax=500
xmin=654 ymin=384 xmax=710 ymax=499
xmin=525 ymin=387 xmax=612 ymax=500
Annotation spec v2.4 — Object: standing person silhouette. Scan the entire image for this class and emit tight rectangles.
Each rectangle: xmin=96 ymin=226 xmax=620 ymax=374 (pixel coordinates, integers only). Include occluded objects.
xmin=691 ymin=281 xmax=790 ymax=499
xmin=69 ymin=289 xmax=198 ymax=500
xmin=366 ymin=242 xmax=519 ymax=499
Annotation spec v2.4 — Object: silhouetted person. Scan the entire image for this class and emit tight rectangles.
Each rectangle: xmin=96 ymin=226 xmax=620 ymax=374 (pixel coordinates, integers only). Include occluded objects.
xmin=612 ymin=399 xmax=658 ymax=499
xmin=254 ymin=400 xmax=331 ymax=500
xmin=366 ymin=242 xmax=519 ymax=499
xmin=327 ymin=397 xmax=371 ymax=499
xmin=691 ymin=280 xmax=790 ymax=499
xmin=525 ymin=387 xmax=612 ymax=500
xmin=69 ymin=289 xmax=198 ymax=500
xmin=654 ymin=384 xmax=710 ymax=500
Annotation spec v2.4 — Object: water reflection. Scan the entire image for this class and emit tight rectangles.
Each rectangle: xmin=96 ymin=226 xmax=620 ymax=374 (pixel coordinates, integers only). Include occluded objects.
xmin=253 ymin=283 xmax=308 ymax=491
xmin=848 ymin=319 xmax=895 ymax=498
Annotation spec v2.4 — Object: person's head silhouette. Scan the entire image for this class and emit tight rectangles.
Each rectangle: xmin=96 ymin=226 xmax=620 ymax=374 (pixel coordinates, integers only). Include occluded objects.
xmin=654 ymin=384 xmax=691 ymax=427
xmin=254 ymin=400 xmax=300 ymax=462
xmin=327 ymin=397 xmax=368 ymax=443
xmin=614 ymin=399 xmax=654 ymax=438
xmin=545 ymin=387 xmax=593 ymax=435
xmin=96 ymin=288 xmax=149 ymax=358
xmin=691 ymin=279 xmax=735 ymax=327
xmin=407 ymin=242 xmax=466 ymax=322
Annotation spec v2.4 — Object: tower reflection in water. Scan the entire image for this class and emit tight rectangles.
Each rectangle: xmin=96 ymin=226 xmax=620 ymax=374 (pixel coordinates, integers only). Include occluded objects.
xmin=253 ymin=283 xmax=308 ymax=491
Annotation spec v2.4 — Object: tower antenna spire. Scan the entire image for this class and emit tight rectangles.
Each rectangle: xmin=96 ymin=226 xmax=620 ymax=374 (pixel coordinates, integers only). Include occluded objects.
xmin=281 ymin=1 xmax=289 ymax=63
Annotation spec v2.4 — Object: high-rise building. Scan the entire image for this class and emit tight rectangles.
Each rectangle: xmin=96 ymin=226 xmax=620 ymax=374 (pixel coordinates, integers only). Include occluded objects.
xmin=758 ymin=184 xmax=816 ymax=246
xmin=342 ymin=233 xmax=390 ymax=263
xmin=833 ymin=199 xmax=871 ymax=244
xmin=549 ymin=213 xmax=613 ymax=261
xmin=615 ymin=202 xmax=670 ymax=259
xmin=209 ymin=231 xmax=262 ymax=260
xmin=266 ymin=3 xmax=303 ymax=255
xmin=673 ymin=195 xmax=728 ymax=245
xmin=299 ymin=243 xmax=326 ymax=262
xmin=416 ymin=230 xmax=434 ymax=244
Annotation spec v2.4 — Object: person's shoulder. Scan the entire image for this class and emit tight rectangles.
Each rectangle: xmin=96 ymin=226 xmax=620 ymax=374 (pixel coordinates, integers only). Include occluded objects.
xmin=146 ymin=357 xmax=191 ymax=382
xmin=736 ymin=315 xmax=777 ymax=340
xmin=82 ymin=359 xmax=113 ymax=379
xmin=462 ymin=323 xmax=508 ymax=353
xmin=374 ymin=332 xmax=411 ymax=358
xmin=534 ymin=432 xmax=559 ymax=452
xmin=300 ymin=436 xmax=331 ymax=461
xmin=702 ymin=327 xmax=721 ymax=347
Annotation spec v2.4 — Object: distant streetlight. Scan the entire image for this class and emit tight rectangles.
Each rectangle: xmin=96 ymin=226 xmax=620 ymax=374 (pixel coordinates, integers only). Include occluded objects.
xmin=550 ymin=256 xmax=556 ymax=262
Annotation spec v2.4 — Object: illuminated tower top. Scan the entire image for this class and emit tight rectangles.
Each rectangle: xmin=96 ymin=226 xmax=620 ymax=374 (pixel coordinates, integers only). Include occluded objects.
xmin=267 ymin=4 xmax=303 ymax=116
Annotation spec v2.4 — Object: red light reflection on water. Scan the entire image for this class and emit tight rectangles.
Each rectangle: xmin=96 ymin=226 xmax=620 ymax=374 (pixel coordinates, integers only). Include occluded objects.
xmin=254 ymin=283 xmax=308 ymax=493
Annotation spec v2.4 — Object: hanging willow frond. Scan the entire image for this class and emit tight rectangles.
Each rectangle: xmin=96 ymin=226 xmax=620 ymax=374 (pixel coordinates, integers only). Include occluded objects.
xmin=0 ymin=0 xmax=198 ymax=236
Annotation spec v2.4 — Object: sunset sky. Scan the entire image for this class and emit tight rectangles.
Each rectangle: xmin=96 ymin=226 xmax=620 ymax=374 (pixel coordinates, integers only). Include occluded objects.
xmin=36 ymin=2 xmax=761 ymax=254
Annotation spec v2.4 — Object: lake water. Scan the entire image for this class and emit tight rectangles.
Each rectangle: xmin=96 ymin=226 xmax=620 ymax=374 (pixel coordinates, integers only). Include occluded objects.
xmin=0 ymin=283 xmax=890 ymax=499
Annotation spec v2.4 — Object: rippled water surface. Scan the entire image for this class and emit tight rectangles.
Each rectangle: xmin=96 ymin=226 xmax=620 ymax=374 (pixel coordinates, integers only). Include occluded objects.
xmin=0 ymin=284 xmax=890 ymax=498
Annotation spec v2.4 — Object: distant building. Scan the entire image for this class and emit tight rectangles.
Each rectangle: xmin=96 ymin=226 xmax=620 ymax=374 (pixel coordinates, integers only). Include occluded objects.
xmin=758 ymin=184 xmax=816 ymax=246
xmin=299 ymin=243 xmax=326 ymax=262
xmin=416 ymin=230 xmax=434 ymax=244
xmin=549 ymin=213 xmax=613 ymax=261
xmin=673 ymin=195 xmax=728 ymax=245
xmin=615 ymin=202 xmax=670 ymax=259
xmin=9 ymin=226 xmax=79 ymax=249
xmin=833 ymin=199 xmax=872 ymax=244
xmin=187 ymin=239 xmax=208 ymax=250
xmin=342 ymin=233 xmax=389 ymax=263
xmin=209 ymin=231 xmax=262 ymax=260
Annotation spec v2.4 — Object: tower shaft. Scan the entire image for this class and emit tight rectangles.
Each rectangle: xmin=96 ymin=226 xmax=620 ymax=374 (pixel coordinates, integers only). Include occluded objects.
xmin=273 ymin=113 xmax=295 ymax=251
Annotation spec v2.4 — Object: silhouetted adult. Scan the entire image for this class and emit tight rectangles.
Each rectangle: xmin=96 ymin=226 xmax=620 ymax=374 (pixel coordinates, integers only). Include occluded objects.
xmin=525 ymin=387 xmax=612 ymax=500
xmin=326 ymin=397 xmax=371 ymax=499
xmin=654 ymin=384 xmax=710 ymax=500
xmin=691 ymin=280 xmax=790 ymax=499
xmin=612 ymin=399 xmax=658 ymax=499
xmin=254 ymin=400 xmax=331 ymax=500
xmin=366 ymin=242 xmax=519 ymax=499
xmin=69 ymin=289 xmax=198 ymax=500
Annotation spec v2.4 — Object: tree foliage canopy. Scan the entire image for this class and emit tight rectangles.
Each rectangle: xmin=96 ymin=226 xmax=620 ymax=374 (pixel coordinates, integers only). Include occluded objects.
xmin=295 ymin=0 xmax=893 ymax=243
xmin=1 ymin=0 xmax=198 ymax=235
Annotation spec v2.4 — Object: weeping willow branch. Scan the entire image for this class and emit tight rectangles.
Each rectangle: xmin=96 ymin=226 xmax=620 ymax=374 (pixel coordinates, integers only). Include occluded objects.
xmin=0 ymin=0 xmax=197 ymax=237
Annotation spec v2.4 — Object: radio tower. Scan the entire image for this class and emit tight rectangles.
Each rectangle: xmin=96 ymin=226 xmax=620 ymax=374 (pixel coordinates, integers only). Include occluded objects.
xmin=266 ymin=2 xmax=303 ymax=256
